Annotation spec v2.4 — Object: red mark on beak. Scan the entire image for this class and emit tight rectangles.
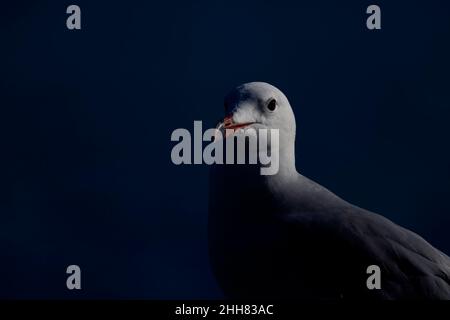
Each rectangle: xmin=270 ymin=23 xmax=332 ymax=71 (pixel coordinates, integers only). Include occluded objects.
xmin=215 ymin=114 xmax=255 ymax=140
xmin=223 ymin=114 xmax=254 ymax=130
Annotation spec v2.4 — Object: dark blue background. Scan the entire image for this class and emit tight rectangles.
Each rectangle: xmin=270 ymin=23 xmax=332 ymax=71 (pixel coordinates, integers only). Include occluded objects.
xmin=1 ymin=0 xmax=450 ymax=298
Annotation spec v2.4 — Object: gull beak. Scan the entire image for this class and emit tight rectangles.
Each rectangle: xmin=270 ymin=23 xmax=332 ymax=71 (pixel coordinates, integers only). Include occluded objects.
xmin=215 ymin=114 xmax=255 ymax=140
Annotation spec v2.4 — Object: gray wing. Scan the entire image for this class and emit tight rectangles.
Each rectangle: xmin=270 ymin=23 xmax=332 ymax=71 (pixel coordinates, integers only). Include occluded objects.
xmin=337 ymin=206 xmax=450 ymax=299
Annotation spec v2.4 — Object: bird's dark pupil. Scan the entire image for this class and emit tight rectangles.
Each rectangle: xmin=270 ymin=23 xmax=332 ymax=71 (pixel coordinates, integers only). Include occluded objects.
xmin=268 ymin=99 xmax=277 ymax=111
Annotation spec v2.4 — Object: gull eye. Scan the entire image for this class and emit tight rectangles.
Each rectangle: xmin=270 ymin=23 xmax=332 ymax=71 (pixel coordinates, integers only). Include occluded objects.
xmin=266 ymin=98 xmax=277 ymax=112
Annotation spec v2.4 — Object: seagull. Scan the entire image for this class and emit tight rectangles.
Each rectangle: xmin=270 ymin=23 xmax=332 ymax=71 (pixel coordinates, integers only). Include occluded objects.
xmin=208 ymin=82 xmax=450 ymax=300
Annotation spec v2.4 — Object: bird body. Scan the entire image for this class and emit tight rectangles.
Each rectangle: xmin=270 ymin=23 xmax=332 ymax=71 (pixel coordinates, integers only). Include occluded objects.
xmin=208 ymin=82 xmax=450 ymax=300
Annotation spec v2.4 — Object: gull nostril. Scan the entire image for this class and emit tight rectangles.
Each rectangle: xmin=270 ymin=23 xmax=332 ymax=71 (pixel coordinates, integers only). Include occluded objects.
xmin=223 ymin=114 xmax=234 ymax=128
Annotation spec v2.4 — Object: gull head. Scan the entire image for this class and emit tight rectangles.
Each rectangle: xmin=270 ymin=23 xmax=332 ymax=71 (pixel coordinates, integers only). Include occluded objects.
xmin=217 ymin=82 xmax=296 ymax=149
